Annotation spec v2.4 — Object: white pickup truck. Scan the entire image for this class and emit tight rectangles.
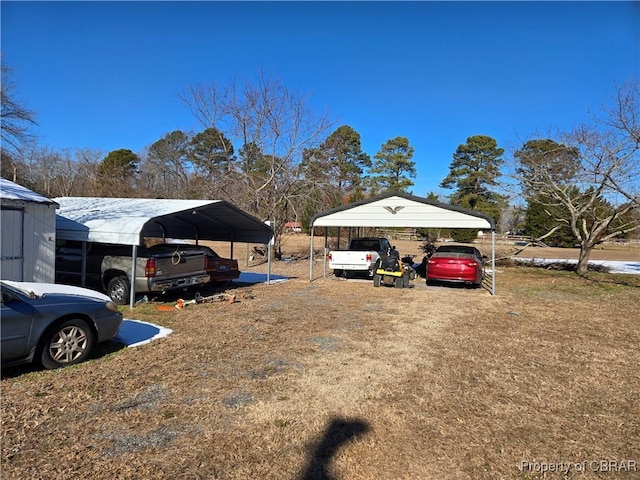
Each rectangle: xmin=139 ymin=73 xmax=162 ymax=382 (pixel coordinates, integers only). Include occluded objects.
xmin=328 ymin=237 xmax=392 ymax=277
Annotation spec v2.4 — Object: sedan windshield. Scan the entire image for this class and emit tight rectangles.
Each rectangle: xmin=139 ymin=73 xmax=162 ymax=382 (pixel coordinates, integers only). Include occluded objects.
xmin=435 ymin=246 xmax=476 ymax=255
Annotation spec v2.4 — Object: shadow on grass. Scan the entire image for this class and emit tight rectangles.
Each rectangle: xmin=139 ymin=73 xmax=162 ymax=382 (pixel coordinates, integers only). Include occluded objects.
xmin=299 ymin=417 xmax=370 ymax=480
xmin=0 ymin=363 xmax=40 ymax=378
xmin=576 ymin=271 xmax=640 ymax=288
xmin=133 ymin=272 xmax=294 ymax=306
xmin=481 ymin=272 xmax=494 ymax=294
xmin=91 ymin=337 xmax=127 ymax=358
xmin=0 ymin=339 xmax=126 ymax=379
xmin=426 ymin=278 xmax=486 ymax=292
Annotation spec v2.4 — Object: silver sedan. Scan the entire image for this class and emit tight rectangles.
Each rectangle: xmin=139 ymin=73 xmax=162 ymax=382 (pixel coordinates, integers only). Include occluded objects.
xmin=1 ymin=281 xmax=123 ymax=369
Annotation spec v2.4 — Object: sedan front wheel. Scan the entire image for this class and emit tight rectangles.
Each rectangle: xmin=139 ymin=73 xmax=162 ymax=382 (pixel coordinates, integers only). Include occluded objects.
xmin=40 ymin=319 xmax=95 ymax=369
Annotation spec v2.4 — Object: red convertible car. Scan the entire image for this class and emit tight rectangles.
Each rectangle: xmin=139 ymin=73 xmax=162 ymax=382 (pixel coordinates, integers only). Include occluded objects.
xmin=426 ymin=245 xmax=486 ymax=287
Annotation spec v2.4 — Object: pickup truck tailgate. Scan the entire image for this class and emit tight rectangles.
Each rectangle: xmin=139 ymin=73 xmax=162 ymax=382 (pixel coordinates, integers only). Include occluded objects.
xmin=329 ymin=251 xmax=375 ymax=268
xmin=150 ymin=246 xmax=207 ymax=277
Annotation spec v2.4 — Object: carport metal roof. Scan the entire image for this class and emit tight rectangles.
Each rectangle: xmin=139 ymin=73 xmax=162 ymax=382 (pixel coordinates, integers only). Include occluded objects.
xmin=54 ymin=197 xmax=273 ymax=245
xmin=54 ymin=197 xmax=274 ymax=308
xmin=310 ymin=191 xmax=495 ymax=230
xmin=309 ymin=191 xmax=496 ymax=294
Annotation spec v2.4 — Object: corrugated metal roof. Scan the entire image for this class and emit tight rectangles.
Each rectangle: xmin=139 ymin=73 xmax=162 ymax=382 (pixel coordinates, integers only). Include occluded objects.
xmin=55 ymin=197 xmax=273 ymax=245
xmin=0 ymin=177 xmax=58 ymax=206
xmin=311 ymin=191 xmax=495 ymax=230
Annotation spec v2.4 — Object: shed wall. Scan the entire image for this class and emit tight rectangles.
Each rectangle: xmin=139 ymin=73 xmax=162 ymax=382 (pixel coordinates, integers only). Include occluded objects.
xmin=1 ymin=201 xmax=56 ymax=282
xmin=1 ymin=207 xmax=24 ymax=280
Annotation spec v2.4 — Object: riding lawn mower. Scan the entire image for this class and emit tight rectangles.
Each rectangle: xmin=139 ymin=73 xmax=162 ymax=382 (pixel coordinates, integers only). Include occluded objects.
xmin=373 ymin=247 xmax=415 ymax=288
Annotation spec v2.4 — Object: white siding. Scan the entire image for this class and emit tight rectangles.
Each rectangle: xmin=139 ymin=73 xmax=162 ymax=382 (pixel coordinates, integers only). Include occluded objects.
xmin=25 ymin=203 xmax=57 ymax=283
xmin=1 ymin=179 xmax=58 ymax=283
xmin=1 ymin=208 xmax=24 ymax=280
xmin=1 ymin=202 xmax=57 ymax=283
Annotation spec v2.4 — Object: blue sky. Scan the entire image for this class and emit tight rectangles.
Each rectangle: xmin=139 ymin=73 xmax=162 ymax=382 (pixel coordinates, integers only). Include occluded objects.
xmin=2 ymin=1 xmax=638 ymax=198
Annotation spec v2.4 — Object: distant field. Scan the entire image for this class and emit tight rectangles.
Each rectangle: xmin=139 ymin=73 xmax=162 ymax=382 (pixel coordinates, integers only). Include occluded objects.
xmin=206 ymin=234 xmax=640 ymax=265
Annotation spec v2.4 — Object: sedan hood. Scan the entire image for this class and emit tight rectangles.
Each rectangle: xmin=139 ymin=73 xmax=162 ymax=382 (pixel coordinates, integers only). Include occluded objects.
xmin=3 ymin=281 xmax=111 ymax=302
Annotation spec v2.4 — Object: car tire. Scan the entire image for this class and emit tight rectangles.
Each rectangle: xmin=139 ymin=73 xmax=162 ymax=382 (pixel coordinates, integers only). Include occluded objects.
xmin=107 ymin=276 xmax=130 ymax=305
xmin=474 ymin=266 xmax=485 ymax=287
xmin=333 ymin=269 xmax=344 ymax=278
xmin=369 ymin=260 xmax=381 ymax=278
xmin=39 ymin=318 xmax=95 ymax=369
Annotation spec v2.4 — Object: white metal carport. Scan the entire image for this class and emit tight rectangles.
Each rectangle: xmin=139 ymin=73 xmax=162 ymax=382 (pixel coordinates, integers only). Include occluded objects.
xmin=55 ymin=197 xmax=274 ymax=307
xmin=308 ymin=191 xmax=497 ymax=294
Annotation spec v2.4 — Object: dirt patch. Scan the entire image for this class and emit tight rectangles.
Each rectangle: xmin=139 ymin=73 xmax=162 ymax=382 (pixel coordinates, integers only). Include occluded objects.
xmin=2 ymin=240 xmax=639 ymax=480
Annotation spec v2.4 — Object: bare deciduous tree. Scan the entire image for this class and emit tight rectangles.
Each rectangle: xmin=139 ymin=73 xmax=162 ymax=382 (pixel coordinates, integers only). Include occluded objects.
xmin=498 ymin=204 xmax=525 ymax=235
xmin=1 ymin=63 xmax=38 ymax=181
xmin=181 ymin=72 xmax=332 ymax=253
xmin=1 ymin=64 xmax=37 ymax=152
xmin=16 ymin=146 xmax=103 ymax=197
xmin=514 ymin=80 xmax=640 ymax=274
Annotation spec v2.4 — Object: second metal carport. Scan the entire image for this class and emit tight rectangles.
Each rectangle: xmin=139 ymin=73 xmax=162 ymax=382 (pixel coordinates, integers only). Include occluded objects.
xmin=308 ymin=191 xmax=497 ymax=295
xmin=55 ymin=197 xmax=274 ymax=307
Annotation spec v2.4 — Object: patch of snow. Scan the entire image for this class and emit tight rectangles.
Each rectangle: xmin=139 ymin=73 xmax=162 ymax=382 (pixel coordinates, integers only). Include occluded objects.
xmin=238 ymin=272 xmax=290 ymax=284
xmin=115 ymin=319 xmax=173 ymax=348
xmin=515 ymin=258 xmax=640 ymax=275
xmin=0 ymin=177 xmax=57 ymax=204
xmin=3 ymin=281 xmax=112 ymax=301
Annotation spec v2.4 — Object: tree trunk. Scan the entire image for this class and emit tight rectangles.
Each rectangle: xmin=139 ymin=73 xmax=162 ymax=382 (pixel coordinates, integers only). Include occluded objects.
xmin=576 ymin=243 xmax=593 ymax=274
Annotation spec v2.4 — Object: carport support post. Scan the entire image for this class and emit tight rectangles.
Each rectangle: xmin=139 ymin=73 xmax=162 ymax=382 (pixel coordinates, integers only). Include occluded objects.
xmin=129 ymin=245 xmax=138 ymax=309
xmin=324 ymin=228 xmax=328 ymax=278
xmin=80 ymin=241 xmax=88 ymax=287
xmin=309 ymin=227 xmax=314 ymax=281
xmin=265 ymin=220 xmax=273 ymax=285
xmin=492 ymin=230 xmax=496 ymax=296
xmin=267 ymin=241 xmax=272 ymax=284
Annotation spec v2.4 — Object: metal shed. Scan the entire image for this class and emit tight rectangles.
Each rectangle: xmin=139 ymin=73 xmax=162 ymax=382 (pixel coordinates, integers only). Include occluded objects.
xmin=309 ymin=191 xmax=497 ymax=294
xmin=55 ymin=197 xmax=274 ymax=307
xmin=1 ymin=178 xmax=59 ymax=282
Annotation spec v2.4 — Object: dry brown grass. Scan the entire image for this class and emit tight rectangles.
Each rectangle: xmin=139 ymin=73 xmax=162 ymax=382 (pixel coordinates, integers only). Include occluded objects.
xmin=2 ymin=236 xmax=639 ymax=480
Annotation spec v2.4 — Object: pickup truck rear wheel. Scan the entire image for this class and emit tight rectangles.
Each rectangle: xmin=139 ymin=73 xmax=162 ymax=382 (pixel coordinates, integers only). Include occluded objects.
xmin=369 ymin=260 xmax=381 ymax=278
xmin=107 ymin=276 xmax=130 ymax=305
xmin=333 ymin=269 xmax=344 ymax=278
